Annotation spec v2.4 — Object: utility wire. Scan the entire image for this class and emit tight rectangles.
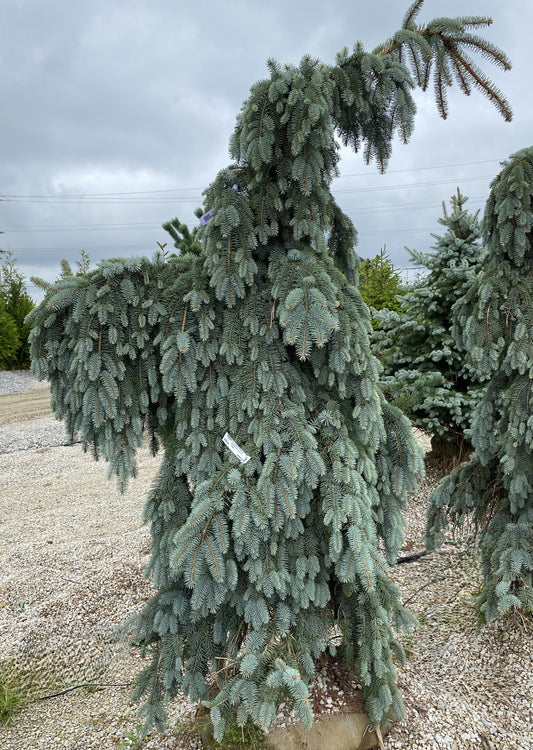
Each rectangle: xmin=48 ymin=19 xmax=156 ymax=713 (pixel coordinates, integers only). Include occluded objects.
xmin=1 ymin=172 xmax=492 ymax=204
xmin=9 ymin=227 xmax=440 ymax=252
xmin=333 ymin=174 xmax=493 ymax=195
xmin=2 ymin=196 xmax=486 ymax=234
xmin=1 ymin=157 xmax=495 ymax=257
xmin=338 ymin=157 xmax=502 ymax=178
xmin=0 ymin=157 xmax=501 ymax=203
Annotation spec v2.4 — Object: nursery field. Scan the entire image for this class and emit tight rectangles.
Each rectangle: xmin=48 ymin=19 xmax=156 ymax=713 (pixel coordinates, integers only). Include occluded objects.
xmin=0 ymin=383 xmax=532 ymax=750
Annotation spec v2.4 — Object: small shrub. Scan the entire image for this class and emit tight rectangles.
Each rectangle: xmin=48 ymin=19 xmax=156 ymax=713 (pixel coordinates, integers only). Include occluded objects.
xmin=200 ymin=717 xmax=267 ymax=749
xmin=0 ymin=678 xmax=23 ymax=727
xmin=118 ymin=724 xmax=147 ymax=749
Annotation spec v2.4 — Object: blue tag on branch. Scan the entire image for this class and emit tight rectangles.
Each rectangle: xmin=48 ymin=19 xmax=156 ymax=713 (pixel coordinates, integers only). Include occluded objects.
xmin=199 ymin=209 xmax=213 ymax=225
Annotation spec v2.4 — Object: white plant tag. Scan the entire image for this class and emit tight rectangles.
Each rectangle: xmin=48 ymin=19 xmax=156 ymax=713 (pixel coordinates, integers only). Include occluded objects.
xmin=223 ymin=432 xmax=251 ymax=464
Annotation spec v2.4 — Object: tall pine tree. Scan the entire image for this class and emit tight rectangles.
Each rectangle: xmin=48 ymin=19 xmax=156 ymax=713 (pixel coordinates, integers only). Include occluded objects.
xmin=427 ymin=148 xmax=533 ymax=621
xmin=374 ymin=190 xmax=486 ymax=455
xmin=28 ymin=2 xmax=511 ymax=740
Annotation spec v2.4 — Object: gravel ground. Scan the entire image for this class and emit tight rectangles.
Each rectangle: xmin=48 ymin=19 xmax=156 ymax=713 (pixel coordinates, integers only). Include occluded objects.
xmin=0 ymin=415 xmax=74 ymax=454
xmin=0 ymin=370 xmax=68 ymax=453
xmin=1 ymin=371 xmax=532 ymax=750
xmin=0 ymin=370 xmax=42 ymax=396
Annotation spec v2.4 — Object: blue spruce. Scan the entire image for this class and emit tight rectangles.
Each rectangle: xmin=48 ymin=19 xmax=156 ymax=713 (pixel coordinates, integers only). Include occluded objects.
xmin=427 ymin=148 xmax=533 ymax=622
xmin=374 ymin=190 xmax=486 ymax=456
xmin=28 ymin=1 xmax=511 ymax=740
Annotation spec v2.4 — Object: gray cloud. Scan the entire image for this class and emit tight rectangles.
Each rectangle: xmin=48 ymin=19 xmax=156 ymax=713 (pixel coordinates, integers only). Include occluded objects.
xmin=1 ymin=0 xmax=531 ymax=298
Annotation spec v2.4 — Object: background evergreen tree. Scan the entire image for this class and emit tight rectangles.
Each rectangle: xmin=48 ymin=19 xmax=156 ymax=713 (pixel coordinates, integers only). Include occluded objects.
xmin=27 ymin=2 xmax=511 ymax=740
xmin=359 ymin=247 xmax=405 ymax=315
xmin=0 ymin=252 xmax=34 ymax=368
xmin=427 ymin=148 xmax=533 ymax=621
xmin=162 ymin=215 xmax=203 ymax=257
xmin=0 ymin=296 xmax=19 ymax=369
xmin=373 ymin=190 xmax=485 ymax=455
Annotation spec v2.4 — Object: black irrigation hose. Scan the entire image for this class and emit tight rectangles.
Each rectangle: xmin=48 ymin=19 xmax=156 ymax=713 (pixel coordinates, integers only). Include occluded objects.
xmin=397 ymin=540 xmax=461 ymax=565
xmin=396 ymin=549 xmax=432 ymax=564
xmin=37 ymin=682 xmax=133 ymax=701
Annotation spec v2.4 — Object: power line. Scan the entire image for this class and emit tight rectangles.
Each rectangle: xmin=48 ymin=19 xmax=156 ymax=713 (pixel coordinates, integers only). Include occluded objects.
xmin=338 ymin=158 xmax=502 ymax=178
xmin=3 ymin=187 xmax=203 ymax=197
xmin=342 ymin=196 xmax=484 ymax=215
xmin=9 ymin=227 xmax=448 ymax=253
xmin=1 ymin=157 xmax=495 ymax=256
xmin=1 ymin=173 xmax=491 ymax=204
xmin=11 ymin=243 xmax=160 ymax=252
xmin=1 ymin=197 xmax=200 ymax=205
xmin=333 ymin=174 xmax=493 ymax=196
xmin=2 ymin=193 xmax=486 ymax=235
xmin=2 ymin=222 xmax=164 ymax=232
xmin=0 ymin=158 xmax=500 ymax=204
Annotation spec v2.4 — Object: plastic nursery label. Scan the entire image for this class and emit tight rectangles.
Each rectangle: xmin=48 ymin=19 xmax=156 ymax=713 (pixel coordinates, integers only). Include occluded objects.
xmin=199 ymin=208 xmax=213 ymax=225
xmin=223 ymin=432 xmax=251 ymax=464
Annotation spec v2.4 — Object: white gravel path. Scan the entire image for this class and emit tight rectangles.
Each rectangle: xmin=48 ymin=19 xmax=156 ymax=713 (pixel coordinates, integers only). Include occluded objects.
xmin=0 ymin=369 xmax=43 ymax=395
xmin=0 ymin=371 xmax=74 ymax=454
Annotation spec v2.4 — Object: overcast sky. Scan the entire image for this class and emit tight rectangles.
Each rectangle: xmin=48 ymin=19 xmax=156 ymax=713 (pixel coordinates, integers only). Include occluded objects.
xmin=1 ymin=0 xmax=531 ymax=301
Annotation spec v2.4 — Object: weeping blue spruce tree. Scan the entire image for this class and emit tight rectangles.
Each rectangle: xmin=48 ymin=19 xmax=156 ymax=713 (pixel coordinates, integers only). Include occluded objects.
xmin=426 ymin=148 xmax=533 ymax=621
xmin=28 ymin=1 xmax=511 ymax=740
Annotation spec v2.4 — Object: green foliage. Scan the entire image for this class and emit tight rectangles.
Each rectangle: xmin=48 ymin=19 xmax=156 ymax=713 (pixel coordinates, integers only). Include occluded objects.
xmin=27 ymin=1 xmax=510 ymax=742
xmin=31 ymin=250 xmax=94 ymax=298
xmin=0 ymin=252 xmax=34 ymax=369
xmin=0 ymin=298 xmax=20 ymax=369
xmin=359 ymin=248 xmax=404 ymax=314
xmin=118 ymin=724 xmax=150 ymax=749
xmin=426 ymin=147 xmax=533 ymax=621
xmin=0 ymin=681 xmax=22 ymax=727
xmin=373 ymin=190 xmax=485 ymax=449
xmin=163 ymin=216 xmax=203 ymax=257
xmin=0 ymin=661 xmax=30 ymax=727
xmin=200 ymin=717 xmax=267 ymax=749
xmin=76 ymin=249 xmax=92 ymax=276
xmin=375 ymin=0 xmax=512 ymax=123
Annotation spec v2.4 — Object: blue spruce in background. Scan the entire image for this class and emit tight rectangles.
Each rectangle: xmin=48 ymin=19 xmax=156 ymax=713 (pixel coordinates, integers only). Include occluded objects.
xmin=374 ymin=190 xmax=486 ymax=456
xmin=427 ymin=148 xmax=533 ymax=622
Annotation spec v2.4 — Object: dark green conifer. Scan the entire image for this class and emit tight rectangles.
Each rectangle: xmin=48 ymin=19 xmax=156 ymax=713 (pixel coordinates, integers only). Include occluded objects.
xmin=0 ymin=297 xmax=19 ymax=369
xmin=0 ymin=252 xmax=34 ymax=368
xmin=427 ymin=148 xmax=533 ymax=621
xmin=27 ymin=2 xmax=511 ymax=739
xmin=374 ymin=190 xmax=485 ymax=454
